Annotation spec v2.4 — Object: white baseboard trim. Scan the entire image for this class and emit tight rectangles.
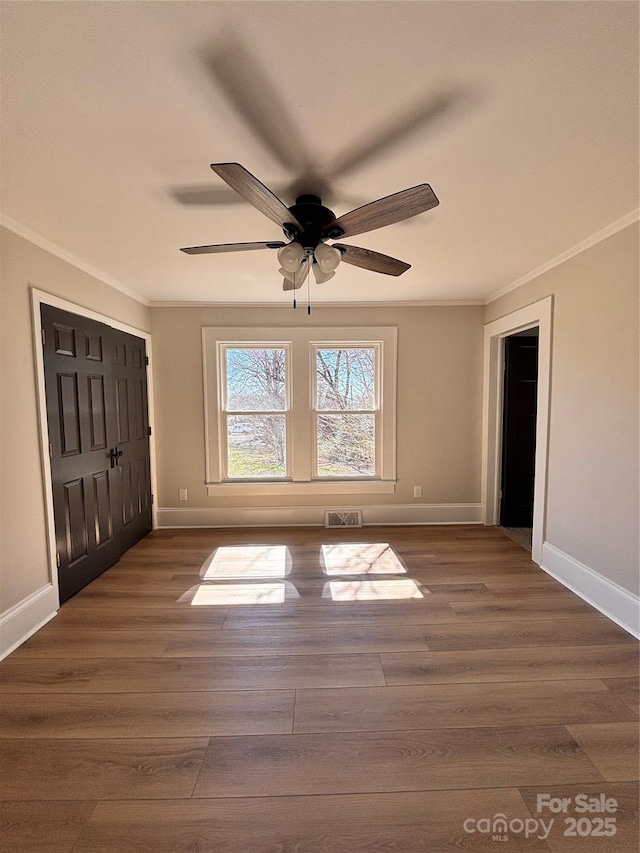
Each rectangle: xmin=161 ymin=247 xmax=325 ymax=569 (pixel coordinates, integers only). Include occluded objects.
xmin=0 ymin=584 xmax=58 ymax=661
xmin=156 ymin=503 xmax=483 ymax=529
xmin=541 ymin=543 xmax=640 ymax=639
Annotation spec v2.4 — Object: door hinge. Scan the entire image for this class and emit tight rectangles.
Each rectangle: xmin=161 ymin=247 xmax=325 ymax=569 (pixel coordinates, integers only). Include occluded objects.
xmin=48 ymin=442 xmax=53 ymax=459
xmin=56 ymin=552 xmax=61 ymax=568
xmin=41 ymin=327 xmax=46 ymax=346
xmin=151 ymin=494 xmax=154 ymax=505
xmin=145 ymin=356 xmax=149 ymax=366
xmin=148 ymin=426 xmax=152 ymax=436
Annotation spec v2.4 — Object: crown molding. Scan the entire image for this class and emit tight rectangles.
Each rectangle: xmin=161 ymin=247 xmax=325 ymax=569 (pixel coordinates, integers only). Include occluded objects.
xmin=0 ymin=215 xmax=150 ymax=307
xmin=148 ymin=299 xmax=485 ymax=309
xmin=485 ymin=209 xmax=640 ymax=305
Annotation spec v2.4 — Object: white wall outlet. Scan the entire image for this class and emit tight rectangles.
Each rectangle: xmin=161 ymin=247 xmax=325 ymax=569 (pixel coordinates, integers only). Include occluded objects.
xmin=178 ymin=488 xmax=188 ymax=501
xmin=413 ymin=485 xmax=422 ymax=498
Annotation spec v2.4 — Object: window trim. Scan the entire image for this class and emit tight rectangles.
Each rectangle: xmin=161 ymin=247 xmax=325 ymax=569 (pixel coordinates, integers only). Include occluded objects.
xmin=203 ymin=326 xmax=397 ymax=496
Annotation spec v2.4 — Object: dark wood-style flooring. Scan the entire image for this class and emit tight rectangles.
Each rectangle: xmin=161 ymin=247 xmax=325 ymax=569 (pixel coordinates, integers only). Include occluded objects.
xmin=0 ymin=525 xmax=638 ymax=851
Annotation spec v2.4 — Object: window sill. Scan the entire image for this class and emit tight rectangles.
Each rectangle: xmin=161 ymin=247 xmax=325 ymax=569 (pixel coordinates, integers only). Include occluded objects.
xmin=206 ymin=480 xmax=396 ymax=497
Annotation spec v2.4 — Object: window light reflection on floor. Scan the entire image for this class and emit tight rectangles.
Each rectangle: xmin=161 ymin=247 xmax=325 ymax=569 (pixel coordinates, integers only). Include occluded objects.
xmin=328 ymin=579 xmax=424 ymax=601
xmin=200 ymin=545 xmax=290 ymax=579
xmin=321 ymin=543 xmax=407 ymax=575
xmin=190 ymin=582 xmax=286 ymax=606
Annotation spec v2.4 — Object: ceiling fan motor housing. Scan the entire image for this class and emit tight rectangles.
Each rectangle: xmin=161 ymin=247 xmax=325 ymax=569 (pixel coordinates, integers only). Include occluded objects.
xmin=286 ymin=195 xmax=342 ymax=247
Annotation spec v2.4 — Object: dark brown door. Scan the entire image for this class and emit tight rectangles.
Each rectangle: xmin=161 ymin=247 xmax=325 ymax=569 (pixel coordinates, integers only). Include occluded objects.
xmin=500 ymin=332 xmax=539 ymax=528
xmin=41 ymin=305 xmax=152 ymax=602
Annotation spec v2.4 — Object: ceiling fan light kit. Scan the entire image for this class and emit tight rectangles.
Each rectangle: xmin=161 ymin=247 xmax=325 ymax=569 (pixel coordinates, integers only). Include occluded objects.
xmin=180 ymin=162 xmax=439 ymax=303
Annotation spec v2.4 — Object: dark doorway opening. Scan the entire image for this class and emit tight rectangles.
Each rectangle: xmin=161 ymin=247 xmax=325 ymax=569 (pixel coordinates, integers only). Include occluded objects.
xmin=41 ymin=305 xmax=153 ymax=602
xmin=499 ymin=328 xmax=539 ymax=548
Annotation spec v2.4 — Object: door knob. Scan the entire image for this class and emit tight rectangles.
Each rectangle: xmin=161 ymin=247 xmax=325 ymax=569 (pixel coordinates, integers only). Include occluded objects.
xmin=109 ymin=447 xmax=124 ymax=468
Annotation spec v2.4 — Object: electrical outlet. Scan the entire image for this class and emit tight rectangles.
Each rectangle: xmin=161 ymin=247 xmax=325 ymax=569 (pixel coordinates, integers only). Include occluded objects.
xmin=178 ymin=488 xmax=188 ymax=501
xmin=413 ymin=485 xmax=422 ymax=498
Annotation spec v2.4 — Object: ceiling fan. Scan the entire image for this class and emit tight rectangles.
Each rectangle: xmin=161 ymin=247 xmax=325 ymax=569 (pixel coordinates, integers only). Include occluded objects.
xmin=180 ymin=162 xmax=439 ymax=290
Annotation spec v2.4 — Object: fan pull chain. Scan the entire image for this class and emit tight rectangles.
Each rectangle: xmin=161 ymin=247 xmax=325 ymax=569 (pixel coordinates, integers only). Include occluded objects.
xmin=307 ymin=254 xmax=312 ymax=315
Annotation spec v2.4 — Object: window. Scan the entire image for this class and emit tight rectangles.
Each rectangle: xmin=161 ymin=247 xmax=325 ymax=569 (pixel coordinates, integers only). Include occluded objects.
xmin=313 ymin=346 xmax=378 ymax=477
xmin=203 ymin=327 xmax=397 ymax=495
xmin=222 ymin=346 xmax=290 ymax=479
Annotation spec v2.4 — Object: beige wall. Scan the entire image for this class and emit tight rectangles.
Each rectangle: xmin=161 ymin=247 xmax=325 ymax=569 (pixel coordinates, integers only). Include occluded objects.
xmin=150 ymin=304 xmax=485 ymax=511
xmin=486 ymin=224 xmax=639 ymax=596
xmin=0 ymin=227 xmax=150 ymax=613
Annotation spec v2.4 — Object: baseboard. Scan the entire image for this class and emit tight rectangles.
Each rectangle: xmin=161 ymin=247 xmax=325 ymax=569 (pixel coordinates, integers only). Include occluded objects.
xmin=0 ymin=584 xmax=59 ymax=661
xmin=541 ymin=542 xmax=640 ymax=639
xmin=156 ymin=503 xmax=483 ymax=529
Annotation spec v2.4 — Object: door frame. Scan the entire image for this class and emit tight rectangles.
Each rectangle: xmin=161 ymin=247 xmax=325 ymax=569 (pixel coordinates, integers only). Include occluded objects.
xmin=481 ymin=296 xmax=553 ymax=565
xmin=30 ymin=288 xmax=157 ymax=606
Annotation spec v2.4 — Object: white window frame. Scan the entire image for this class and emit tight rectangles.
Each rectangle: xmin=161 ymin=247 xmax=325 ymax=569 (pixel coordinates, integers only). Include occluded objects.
xmin=203 ymin=327 xmax=397 ymax=496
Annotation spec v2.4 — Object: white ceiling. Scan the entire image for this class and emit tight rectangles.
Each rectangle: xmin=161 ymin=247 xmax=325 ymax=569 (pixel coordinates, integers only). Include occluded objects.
xmin=1 ymin=1 xmax=638 ymax=305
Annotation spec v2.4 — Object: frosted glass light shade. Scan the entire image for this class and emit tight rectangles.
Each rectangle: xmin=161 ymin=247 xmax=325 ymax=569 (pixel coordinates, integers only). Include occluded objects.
xmin=277 ymin=242 xmax=305 ymax=272
xmin=315 ymin=242 xmax=341 ymax=273
xmin=313 ymin=264 xmax=335 ymax=284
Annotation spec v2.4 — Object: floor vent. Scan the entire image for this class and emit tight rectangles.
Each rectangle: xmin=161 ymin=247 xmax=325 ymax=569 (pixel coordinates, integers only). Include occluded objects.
xmin=324 ymin=510 xmax=363 ymax=528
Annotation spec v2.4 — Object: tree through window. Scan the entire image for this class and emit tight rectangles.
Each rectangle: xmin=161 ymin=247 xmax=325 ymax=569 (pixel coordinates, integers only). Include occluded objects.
xmin=223 ymin=347 xmax=289 ymax=478
xmin=314 ymin=347 xmax=377 ymax=476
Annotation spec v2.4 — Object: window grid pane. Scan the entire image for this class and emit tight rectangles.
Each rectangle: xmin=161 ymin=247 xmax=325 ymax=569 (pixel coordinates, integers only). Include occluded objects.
xmin=315 ymin=348 xmax=377 ymax=411
xmin=226 ymin=414 xmax=287 ymax=479
xmin=225 ymin=347 xmax=287 ymax=412
xmin=316 ymin=413 xmax=376 ymax=477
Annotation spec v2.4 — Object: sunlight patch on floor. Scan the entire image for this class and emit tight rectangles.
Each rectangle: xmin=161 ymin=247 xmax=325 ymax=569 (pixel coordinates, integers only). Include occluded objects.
xmin=327 ymin=578 xmax=423 ymax=601
xmin=200 ymin=545 xmax=291 ymax=579
xmin=190 ymin=582 xmax=286 ymax=605
xmin=321 ymin=543 xmax=407 ymax=575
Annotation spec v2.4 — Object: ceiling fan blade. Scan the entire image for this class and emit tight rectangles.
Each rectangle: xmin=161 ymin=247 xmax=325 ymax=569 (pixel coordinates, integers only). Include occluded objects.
xmin=282 ymin=277 xmax=303 ymax=292
xmin=327 ymin=86 xmax=465 ymax=180
xmin=211 ymin=163 xmax=302 ymax=231
xmin=180 ymin=241 xmax=285 ymax=255
xmin=334 ymin=244 xmax=410 ymax=276
xmin=324 ymin=184 xmax=439 ymax=239
xmin=205 ymin=38 xmax=312 ymax=174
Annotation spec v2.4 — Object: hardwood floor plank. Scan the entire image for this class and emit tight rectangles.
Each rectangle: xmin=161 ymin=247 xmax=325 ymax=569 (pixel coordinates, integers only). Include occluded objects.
xmin=0 ymin=739 xmax=208 ymax=800
xmin=0 ymin=801 xmax=96 ymax=852
xmin=74 ymin=789 xmax=550 ymax=853
xmin=602 ymin=678 xmax=639 ymax=715
xmin=0 ymin=659 xmax=98 ymax=692
xmin=519 ymin=782 xmax=640 ymax=852
xmin=421 ymin=616 xmax=636 ymax=651
xmin=51 ymin=605 xmax=229 ymax=631
xmin=222 ymin=601 xmax=458 ymax=629
xmin=13 ymin=628 xmax=172 ymax=659
xmin=380 ymin=644 xmax=639 ymax=685
xmin=0 ymin=654 xmax=385 ymax=692
xmin=192 ymin=725 xmax=604 ymax=797
xmin=566 ymin=723 xmax=640 ymax=781
xmin=0 ymin=690 xmax=294 ymax=738
xmin=162 ymin=625 xmax=431 ymax=657
xmin=293 ymin=680 xmax=637 ymax=733
xmin=451 ymin=596 xmax=597 ymax=621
